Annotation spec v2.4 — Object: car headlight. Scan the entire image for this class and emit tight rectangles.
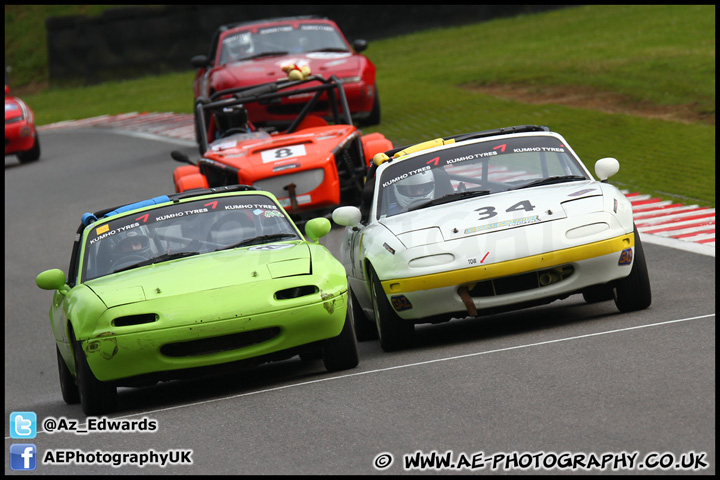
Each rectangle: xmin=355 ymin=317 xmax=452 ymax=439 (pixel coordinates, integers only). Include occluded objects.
xmin=566 ymin=223 xmax=610 ymax=239
xmin=408 ymin=253 xmax=455 ymax=268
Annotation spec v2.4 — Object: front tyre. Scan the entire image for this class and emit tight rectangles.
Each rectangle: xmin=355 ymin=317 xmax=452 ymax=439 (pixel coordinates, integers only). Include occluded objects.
xmin=73 ymin=336 xmax=117 ymax=415
xmin=322 ymin=292 xmax=360 ymax=372
xmin=17 ymin=135 xmax=40 ymax=163
xmin=369 ymin=266 xmax=414 ymax=352
xmin=56 ymin=346 xmax=80 ymax=404
xmin=613 ymin=225 xmax=652 ymax=312
xmin=359 ymin=86 xmax=381 ymax=126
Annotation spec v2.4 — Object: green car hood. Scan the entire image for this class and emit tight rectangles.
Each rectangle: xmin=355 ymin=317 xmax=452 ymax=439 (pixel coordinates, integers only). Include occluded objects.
xmin=86 ymin=242 xmax=311 ymax=308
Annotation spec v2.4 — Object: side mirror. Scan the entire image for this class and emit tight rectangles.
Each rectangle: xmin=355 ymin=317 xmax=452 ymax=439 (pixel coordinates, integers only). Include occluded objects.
xmin=36 ymin=269 xmax=69 ymax=293
xmin=305 ymin=217 xmax=332 ymax=242
xmin=594 ymin=157 xmax=620 ymax=182
xmin=353 ymin=39 xmax=368 ymax=53
xmin=171 ymin=150 xmax=195 ymax=165
xmin=332 ymin=206 xmax=362 ymax=227
xmin=191 ymin=55 xmax=210 ymax=69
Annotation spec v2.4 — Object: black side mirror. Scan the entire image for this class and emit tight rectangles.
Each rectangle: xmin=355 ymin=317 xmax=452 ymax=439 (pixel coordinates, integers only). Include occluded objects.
xmin=353 ymin=39 xmax=368 ymax=53
xmin=171 ymin=150 xmax=195 ymax=166
xmin=191 ymin=55 xmax=210 ymax=69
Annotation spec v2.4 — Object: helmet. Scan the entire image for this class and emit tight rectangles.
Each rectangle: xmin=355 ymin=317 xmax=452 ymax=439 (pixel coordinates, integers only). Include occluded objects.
xmin=113 ymin=231 xmax=152 ymax=259
xmin=393 ymin=170 xmax=435 ymax=208
xmin=214 ymin=105 xmax=248 ymax=137
xmin=224 ymin=33 xmax=254 ymax=60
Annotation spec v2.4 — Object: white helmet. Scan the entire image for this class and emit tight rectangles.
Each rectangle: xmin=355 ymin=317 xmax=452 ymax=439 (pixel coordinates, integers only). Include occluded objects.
xmin=393 ymin=170 xmax=435 ymax=208
xmin=225 ymin=33 xmax=254 ymax=60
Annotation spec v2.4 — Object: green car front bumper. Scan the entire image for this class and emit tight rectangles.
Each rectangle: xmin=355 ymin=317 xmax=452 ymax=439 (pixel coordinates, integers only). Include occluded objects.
xmin=81 ymin=286 xmax=348 ymax=383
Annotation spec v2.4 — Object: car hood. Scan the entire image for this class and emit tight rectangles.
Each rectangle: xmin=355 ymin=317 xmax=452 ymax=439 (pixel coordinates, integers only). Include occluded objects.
xmin=380 ymin=182 xmax=602 ymax=248
xmin=86 ymin=242 xmax=311 ymax=308
xmin=222 ymin=52 xmax=361 ymax=84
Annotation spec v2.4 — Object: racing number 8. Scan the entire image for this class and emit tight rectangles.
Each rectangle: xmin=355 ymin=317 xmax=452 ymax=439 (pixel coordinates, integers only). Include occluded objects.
xmin=274 ymin=148 xmax=293 ymax=159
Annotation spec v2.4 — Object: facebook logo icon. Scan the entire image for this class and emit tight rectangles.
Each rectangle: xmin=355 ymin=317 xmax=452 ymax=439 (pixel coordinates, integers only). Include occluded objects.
xmin=10 ymin=444 xmax=37 ymax=471
xmin=10 ymin=411 xmax=37 ymax=439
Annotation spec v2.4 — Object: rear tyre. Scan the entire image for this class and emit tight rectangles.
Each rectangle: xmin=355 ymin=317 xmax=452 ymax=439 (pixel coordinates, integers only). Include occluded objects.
xmin=322 ymin=293 xmax=360 ymax=372
xmin=56 ymin=346 xmax=80 ymax=404
xmin=582 ymin=284 xmax=614 ymax=304
xmin=613 ymin=225 xmax=652 ymax=312
xmin=369 ymin=266 xmax=414 ymax=352
xmin=73 ymin=335 xmax=117 ymax=415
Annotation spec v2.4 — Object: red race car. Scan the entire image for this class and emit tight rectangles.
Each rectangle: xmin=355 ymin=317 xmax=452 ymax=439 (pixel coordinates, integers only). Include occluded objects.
xmin=5 ymin=85 xmax=40 ymax=163
xmin=171 ymin=70 xmax=392 ymax=221
xmin=191 ymin=16 xmax=380 ymax=132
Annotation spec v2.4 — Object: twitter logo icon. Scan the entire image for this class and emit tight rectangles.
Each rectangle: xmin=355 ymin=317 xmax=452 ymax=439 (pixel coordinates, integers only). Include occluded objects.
xmin=10 ymin=412 xmax=37 ymax=439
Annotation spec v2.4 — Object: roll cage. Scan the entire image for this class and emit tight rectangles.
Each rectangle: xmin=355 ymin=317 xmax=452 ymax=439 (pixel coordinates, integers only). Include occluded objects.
xmin=195 ymin=74 xmax=354 ymax=153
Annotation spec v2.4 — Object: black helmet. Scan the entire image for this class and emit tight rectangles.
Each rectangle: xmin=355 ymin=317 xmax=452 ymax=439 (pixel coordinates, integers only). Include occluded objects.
xmin=113 ymin=231 xmax=152 ymax=258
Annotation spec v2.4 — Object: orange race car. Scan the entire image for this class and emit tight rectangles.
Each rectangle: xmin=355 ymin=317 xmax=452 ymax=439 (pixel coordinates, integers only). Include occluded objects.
xmin=171 ymin=70 xmax=392 ymax=220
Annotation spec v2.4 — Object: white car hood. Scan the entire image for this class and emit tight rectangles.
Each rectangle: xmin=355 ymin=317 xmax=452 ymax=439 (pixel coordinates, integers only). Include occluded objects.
xmin=380 ymin=182 xmax=602 ymax=248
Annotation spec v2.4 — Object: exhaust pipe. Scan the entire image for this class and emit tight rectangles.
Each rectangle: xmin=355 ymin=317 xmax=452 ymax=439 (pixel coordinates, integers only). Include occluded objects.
xmin=539 ymin=270 xmax=562 ymax=286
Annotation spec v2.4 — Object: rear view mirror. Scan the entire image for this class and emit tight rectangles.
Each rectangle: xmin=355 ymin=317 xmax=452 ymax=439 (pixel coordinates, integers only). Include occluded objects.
xmin=305 ymin=217 xmax=331 ymax=242
xmin=595 ymin=157 xmax=620 ymax=181
xmin=332 ymin=206 xmax=361 ymax=227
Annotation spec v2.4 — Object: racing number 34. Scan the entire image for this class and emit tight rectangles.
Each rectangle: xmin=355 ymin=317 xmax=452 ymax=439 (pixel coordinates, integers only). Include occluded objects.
xmin=475 ymin=200 xmax=535 ymax=220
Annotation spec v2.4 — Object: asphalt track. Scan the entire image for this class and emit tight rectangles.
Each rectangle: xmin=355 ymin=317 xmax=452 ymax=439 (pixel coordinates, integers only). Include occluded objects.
xmin=4 ymin=127 xmax=715 ymax=475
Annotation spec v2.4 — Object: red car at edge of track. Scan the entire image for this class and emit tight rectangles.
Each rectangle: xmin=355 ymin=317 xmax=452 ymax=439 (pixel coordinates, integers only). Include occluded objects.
xmin=5 ymin=84 xmax=40 ymax=163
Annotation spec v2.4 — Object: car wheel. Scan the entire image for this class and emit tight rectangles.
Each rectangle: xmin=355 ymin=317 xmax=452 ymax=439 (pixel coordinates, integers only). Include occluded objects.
xmin=56 ymin=346 xmax=80 ymax=405
xmin=360 ymin=86 xmax=381 ymax=126
xmin=73 ymin=335 xmax=117 ymax=415
xmin=17 ymin=135 xmax=40 ymax=163
xmin=369 ymin=266 xmax=414 ymax=352
xmin=613 ymin=225 xmax=652 ymax=312
xmin=322 ymin=292 xmax=360 ymax=372
xmin=582 ymin=284 xmax=614 ymax=304
xmin=350 ymin=286 xmax=378 ymax=341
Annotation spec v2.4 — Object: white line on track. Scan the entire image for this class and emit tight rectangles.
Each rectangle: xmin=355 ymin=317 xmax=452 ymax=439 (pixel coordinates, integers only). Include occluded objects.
xmin=22 ymin=313 xmax=714 ymax=437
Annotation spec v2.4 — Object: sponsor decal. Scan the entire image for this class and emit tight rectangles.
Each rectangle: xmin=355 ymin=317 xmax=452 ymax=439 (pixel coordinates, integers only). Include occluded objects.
xmin=568 ymin=189 xmax=596 ymax=197
xmin=464 ymin=215 xmax=539 ymax=234
xmin=391 ymin=295 xmax=413 ymax=311
xmin=248 ymin=244 xmax=294 ymax=251
xmin=618 ymin=248 xmax=633 ymax=265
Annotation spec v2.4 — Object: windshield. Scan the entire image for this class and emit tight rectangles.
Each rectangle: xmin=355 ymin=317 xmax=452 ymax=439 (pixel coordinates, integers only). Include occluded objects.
xmin=219 ymin=23 xmax=349 ymax=64
xmin=81 ymin=194 xmax=299 ymax=281
xmin=376 ymin=135 xmax=588 ymax=219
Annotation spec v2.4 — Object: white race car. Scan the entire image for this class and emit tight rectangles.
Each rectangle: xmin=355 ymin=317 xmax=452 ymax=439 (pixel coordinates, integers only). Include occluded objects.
xmin=332 ymin=125 xmax=651 ymax=351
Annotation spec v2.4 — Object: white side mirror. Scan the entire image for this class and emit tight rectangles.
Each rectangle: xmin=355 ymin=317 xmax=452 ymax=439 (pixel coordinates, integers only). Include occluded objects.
xmin=332 ymin=206 xmax=362 ymax=227
xmin=594 ymin=157 xmax=620 ymax=181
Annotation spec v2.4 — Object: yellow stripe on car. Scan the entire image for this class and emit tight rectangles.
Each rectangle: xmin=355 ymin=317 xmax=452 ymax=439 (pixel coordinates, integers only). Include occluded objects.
xmin=381 ymin=233 xmax=634 ymax=294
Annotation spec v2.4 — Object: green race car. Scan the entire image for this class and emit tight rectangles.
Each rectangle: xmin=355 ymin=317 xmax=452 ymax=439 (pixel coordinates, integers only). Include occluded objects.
xmin=36 ymin=186 xmax=358 ymax=415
